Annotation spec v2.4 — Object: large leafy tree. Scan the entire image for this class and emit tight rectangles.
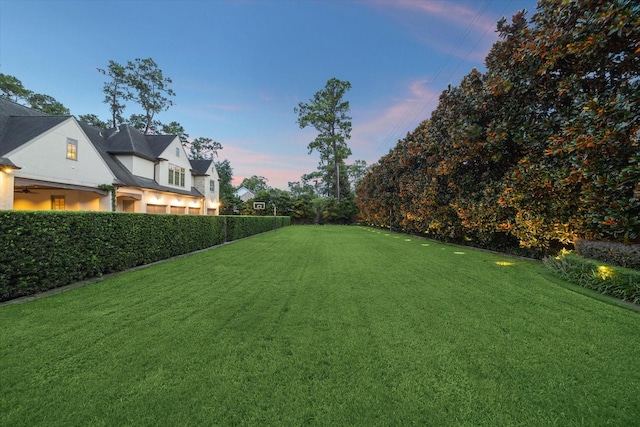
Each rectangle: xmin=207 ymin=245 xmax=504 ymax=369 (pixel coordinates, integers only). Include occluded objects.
xmin=357 ymin=0 xmax=640 ymax=251
xmin=295 ymin=78 xmax=352 ymax=201
xmin=239 ymin=175 xmax=269 ymax=192
xmin=523 ymin=0 xmax=640 ymax=242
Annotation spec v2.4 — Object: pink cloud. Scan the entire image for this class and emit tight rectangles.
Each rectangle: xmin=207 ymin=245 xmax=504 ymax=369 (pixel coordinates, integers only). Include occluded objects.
xmin=390 ymin=0 xmax=499 ymax=34
xmin=350 ymin=77 xmax=440 ymax=163
xmin=221 ymin=143 xmax=318 ymax=190
xmin=368 ymin=0 xmax=505 ymax=62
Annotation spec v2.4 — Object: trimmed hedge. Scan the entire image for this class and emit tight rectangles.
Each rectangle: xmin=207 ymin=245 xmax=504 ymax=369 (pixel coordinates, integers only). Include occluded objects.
xmin=544 ymin=250 xmax=640 ymax=304
xmin=575 ymin=240 xmax=640 ymax=271
xmin=0 ymin=211 xmax=290 ymax=302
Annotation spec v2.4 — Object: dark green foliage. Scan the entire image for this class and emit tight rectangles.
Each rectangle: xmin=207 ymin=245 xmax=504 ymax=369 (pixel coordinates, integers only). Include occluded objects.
xmin=295 ymin=78 xmax=353 ymax=201
xmin=0 ymin=72 xmax=70 ymax=114
xmin=544 ymin=251 xmax=640 ymax=304
xmin=0 ymin=211 xmax=290 ymax=301
xmin=357 ymin=0 xmax=640 ymax=252
xmin=575 ymin=240 xmax=640 ymax=270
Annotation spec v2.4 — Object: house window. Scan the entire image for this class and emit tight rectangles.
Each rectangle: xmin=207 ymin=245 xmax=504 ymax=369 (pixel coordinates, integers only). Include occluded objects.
xmin=209 ymin=180 xmax=215 ymax=192
xmin=175 ymin=147 xmax=180 ymax=157
xmin=51 ymin=196 xmax=65 ymax=210
xmin=168 ymin=164 xmax=185 ymax=187
xmin=66 ymin=138 xmax=77 ymax=160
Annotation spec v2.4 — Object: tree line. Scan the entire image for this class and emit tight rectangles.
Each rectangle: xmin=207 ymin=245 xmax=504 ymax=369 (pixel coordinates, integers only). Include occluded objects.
xmin=1 ymin=66 xmax=367 ymax=221
xmin=356 ymin=0 xmax=639 ymax=254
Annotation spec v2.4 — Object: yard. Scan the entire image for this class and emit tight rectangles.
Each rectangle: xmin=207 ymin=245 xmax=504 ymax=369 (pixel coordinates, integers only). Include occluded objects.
xmin=1 ymin=225 xmax=638 ymax=425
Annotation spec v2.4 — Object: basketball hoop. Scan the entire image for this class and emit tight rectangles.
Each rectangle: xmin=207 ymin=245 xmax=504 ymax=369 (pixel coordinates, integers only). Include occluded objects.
xmin=253 ymin=201 xmax=266 ymax=210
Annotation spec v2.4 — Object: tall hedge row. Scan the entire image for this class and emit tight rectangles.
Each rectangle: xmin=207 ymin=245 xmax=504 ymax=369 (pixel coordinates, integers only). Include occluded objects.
xmin=0 ymin=211 xmax=290 ymax=302
xmin=356 ymin=0 xmax=639 ymax=254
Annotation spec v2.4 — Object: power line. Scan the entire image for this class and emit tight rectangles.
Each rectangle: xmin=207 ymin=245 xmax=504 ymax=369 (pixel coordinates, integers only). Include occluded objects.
xmin=375 ymin=0 xmax=514 ymax=156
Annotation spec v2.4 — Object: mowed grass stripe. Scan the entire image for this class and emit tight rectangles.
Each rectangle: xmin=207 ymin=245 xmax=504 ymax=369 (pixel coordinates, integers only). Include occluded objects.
xmin=1 ymin=225 xmax=638 ymax=426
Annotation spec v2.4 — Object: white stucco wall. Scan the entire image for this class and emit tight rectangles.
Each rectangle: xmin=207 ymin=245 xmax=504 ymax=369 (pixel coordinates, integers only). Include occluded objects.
xmin=115 ymin=155 xmax=155 ymax=179
xmin=158 ymin=137 xmax=193 ymax=189
xmin=6 ymin=119 xmax=115 ymax=188
xmin=132 ymin=156 xmax=155 ymax=178
xmin=0 ymin=170 xmax=15 ymax=210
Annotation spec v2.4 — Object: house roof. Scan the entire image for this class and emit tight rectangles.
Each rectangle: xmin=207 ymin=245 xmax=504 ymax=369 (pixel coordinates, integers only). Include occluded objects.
xmin=77 ymin=121 xmax=139 ymax=187
xmin=190 ymin=159 xmax=215 ymax=176
xmin=0 ymin=98 xmax=203 ymax=197
xmin=103 ymin=124 xmax=175 ymax=161
xmin=133 ymin=175 xmax=204 ymax=197
xmin=0 ymin=99 xmax=70 ymax=156
xmin=235 ymin=186 xmax=255 ymax=197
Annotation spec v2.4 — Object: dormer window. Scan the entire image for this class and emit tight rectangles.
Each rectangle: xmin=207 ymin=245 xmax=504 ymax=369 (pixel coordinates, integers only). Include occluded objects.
xmin=66 ymin=138 xmax=77 ymax=160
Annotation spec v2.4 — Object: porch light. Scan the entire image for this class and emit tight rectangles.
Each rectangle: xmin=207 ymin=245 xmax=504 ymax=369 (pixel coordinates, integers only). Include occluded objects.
xmin=0 ymin=158 xmax=20 ymax=172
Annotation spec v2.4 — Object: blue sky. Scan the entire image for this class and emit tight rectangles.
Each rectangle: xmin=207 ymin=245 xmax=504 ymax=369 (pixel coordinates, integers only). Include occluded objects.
xmin=0 ymin=0 xmax=538 ymax=189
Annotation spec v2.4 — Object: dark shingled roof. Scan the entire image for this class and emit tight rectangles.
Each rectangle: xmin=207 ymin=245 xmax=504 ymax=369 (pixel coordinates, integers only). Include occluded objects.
xmin=102 ymin=124 xmax=176 ymax=160
xmin=133 ymin=175 xmax=204 ymax=197
xmin=77 ymin=121 xmax=139 ymax=187
xmin=189 ymin=159 xmax=215 ymax=176
xmin=0 ymin=99 xmax=70 ymax=156
xmin=0 ymin=98 xmax=199 ymax=196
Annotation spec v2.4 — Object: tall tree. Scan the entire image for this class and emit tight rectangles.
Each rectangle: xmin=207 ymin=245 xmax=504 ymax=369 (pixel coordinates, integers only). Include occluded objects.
xmin=0 ymin=73 xmax=69 ymax=114
xmin=125 ymin=58 xmax=175 ymax=134
xmin=26 ymin=93 xmax=69 ymax=115
xmin=186 ymin=137 xmax=223 ymax=160
xmin=0 ymin=73 xmax=31 ymax=102
xmin=161 ymin=121 xmax=189 ymax=145
xmin=239 ymin=175 xmax=269 ymax=192
xmin=98 ymin=60 xmax=130 ymax=128
xmin=295 ymin=78 xmax=352 ymax=201
xmin=77 ymin=114 xmax=109 ymax=128
xmin=215 ymin=159 xmax=238 ymax=214
xmin=347 ymin=159 xmax=369 ymax=191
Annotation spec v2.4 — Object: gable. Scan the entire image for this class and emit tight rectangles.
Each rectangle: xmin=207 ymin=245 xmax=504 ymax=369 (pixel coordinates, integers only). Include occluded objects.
xmin=7 ymin=118 xmax=115 ymax=187
xmin=0 ymin=115 xmax=69 ymax=156
xmin=157 ymin=136 xmax=191 ymax=168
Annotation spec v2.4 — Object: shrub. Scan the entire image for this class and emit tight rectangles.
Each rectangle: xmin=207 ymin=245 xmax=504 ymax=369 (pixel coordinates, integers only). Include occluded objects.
xmin=544 ymin=250 xmax=640 ymax=304
xmin=574 ymin=240 xmax=640 ymax=270
xmin=0 ymin=212 xmax=290 ymax=302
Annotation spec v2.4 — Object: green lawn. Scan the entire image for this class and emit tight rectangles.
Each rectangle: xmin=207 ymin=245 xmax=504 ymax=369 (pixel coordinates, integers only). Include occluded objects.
xmin=1 ymin=225 xmax=639 ymax=426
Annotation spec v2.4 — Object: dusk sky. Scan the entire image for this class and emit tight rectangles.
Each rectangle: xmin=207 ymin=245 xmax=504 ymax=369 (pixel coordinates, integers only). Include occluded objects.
xmin=0 ymin=0 xmax=538 ymax=189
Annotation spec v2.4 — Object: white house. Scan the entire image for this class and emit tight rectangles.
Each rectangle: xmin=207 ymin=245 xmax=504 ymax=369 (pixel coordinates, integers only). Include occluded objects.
xmin=235 ymin=186 xmax=256 ymax=202
xmin=0 ymin=98 xmax=220 ymax=214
